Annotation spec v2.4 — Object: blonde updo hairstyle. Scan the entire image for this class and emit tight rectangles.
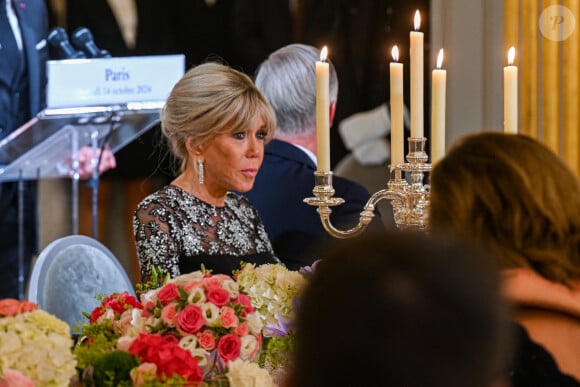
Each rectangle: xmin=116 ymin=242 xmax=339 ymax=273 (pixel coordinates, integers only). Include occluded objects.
xmin=429 ymin=132 xmax=580 ymax=287
xmin=160 ymin=62 xmax=276 ymax=173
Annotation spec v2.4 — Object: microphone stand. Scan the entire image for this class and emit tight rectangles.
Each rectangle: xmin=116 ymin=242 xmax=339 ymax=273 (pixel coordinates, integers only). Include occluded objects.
xmin=88 ymin=116 xmax=119 ymax=239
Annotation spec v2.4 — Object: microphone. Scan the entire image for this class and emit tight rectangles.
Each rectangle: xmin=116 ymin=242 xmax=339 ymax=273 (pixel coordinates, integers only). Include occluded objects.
xmin=71 ymin=27 xmax=112 ymax=58
xmin=47 ymin=27 xmax=86 ymax=59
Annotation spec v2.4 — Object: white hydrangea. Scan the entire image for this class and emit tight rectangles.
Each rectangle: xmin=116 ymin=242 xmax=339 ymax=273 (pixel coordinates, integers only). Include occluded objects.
xmin=236 ymin=263 xmax=307 ymax=327
xmin=227 ymin=359 xmax=278 ymax=387
xmin=0 ymin=310 xmax=77 ymax=387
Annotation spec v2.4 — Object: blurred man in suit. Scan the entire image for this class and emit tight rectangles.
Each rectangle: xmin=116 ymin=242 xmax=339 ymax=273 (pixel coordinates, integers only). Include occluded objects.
xmin=0 ymin=0 xmax=50 ymax=299
xmin=246 ymin=44 xmax=383 ymax=270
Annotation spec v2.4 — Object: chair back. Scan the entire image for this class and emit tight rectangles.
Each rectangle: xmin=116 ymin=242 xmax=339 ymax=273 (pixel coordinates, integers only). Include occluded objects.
xmin=28 ymin=235 xmax=135 ymax=332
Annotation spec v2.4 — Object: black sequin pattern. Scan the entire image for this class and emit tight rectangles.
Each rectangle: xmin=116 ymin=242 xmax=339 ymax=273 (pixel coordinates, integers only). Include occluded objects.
xmin=134 ymin=185 xmax=277 ymax=280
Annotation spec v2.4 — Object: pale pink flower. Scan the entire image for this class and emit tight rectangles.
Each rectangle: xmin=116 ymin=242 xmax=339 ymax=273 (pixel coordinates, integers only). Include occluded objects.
xmin=130 ymin=362 xmax=158 ymax=387
xmin=197 ymin=330 xmax=216 ymax=350
xmin=202 ymin=276 xmax=223 ymax=291
xmin=220 ymin=307 xmax=239 ymax=328
xmin=161 ymin=302 xmax=178 ymax=327
xmin=116 ymin=335 xmax=136 ymax=352
xmin=0 ymin=368 xmax=34 ymax=387
xmin=234 ymin=322 xmax=249 ymax=337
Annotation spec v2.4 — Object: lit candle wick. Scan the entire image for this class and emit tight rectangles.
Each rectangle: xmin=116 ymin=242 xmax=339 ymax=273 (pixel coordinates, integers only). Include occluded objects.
xmin=414 ymin=10 xmax=421 ymax=31
xmin=436 ymin=48 xmax=444 ymax=69
xmin=507 ymin=46 xmax=515 ymax=66
xmin=392 ymin=45 xmax=399 ymax=62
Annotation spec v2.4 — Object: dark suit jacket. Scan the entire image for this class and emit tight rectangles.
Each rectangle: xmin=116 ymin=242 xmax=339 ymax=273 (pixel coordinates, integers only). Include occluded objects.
xmin=0 ymin=0 xmax=49 ymax=298
xmin=244 ymin=139 xmax=383 ymax=270
xmin=0 ymin=0 xmax=48 ymax=133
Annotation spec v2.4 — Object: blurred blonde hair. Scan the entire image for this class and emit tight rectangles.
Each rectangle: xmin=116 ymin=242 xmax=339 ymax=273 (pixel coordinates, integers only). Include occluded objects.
xmin=160 ymin=62 xmax=276 ymax=172
xmin=430 ymin=132 xmax=580 ymax=286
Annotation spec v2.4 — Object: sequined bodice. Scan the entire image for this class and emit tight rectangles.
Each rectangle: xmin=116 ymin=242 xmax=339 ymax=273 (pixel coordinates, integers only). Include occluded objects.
xmin=133 ymin=185 xmax=277 ymax=280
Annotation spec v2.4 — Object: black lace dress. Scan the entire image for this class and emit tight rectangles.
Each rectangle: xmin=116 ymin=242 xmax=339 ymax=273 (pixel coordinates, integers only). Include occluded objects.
xmin=134 ymin=185 xmax=281 ymax=281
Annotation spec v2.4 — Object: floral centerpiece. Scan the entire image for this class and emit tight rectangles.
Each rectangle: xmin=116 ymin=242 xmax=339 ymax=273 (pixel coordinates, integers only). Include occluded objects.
xmin=0 ymin=298 xmax=77 ymax=386
xmin=75 ymin=271 xmax=276 ymax=386
xmin=235 ymin=263 xmax=310 ymax=374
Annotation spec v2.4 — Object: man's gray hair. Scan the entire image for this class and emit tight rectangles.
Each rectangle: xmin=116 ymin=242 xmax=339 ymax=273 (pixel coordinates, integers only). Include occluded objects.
xmin=255 ymin=44 xmax=339 ymax=137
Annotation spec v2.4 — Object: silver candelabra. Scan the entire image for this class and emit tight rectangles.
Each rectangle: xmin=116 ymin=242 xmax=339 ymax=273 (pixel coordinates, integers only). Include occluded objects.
xmin=304 ymin=137 xmax=431 ymax=238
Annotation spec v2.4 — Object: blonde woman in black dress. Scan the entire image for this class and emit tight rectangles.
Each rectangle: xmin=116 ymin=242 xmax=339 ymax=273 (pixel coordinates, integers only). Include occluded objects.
xmin=134 ymin=62 xmax=281 ymax=281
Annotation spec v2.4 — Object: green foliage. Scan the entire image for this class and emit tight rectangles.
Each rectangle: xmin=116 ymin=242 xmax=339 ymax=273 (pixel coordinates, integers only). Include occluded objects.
xmin=260 ymin=336 xmax=295 ymax=370
xmin=74 ymin=325 xmax=120 ymax=370
xmin=92 ymin=350 xmax=138 ymax=386
xmin=135 ymin=265 xmax=170 ymax=295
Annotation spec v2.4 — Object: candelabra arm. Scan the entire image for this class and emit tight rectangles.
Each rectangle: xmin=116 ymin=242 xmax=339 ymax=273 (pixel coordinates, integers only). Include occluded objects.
xmin=306 ymin=137 xmax=431 ymax=236
xmin=317 ymin=204 xmax=375 ymax=239
xmin=367 ymin=187 xmax=407 ymax=209
xmin=304 ymin=171 xmax=411 ymax=239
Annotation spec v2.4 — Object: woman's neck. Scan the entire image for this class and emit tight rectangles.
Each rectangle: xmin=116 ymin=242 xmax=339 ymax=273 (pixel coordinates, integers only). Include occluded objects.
xmin=172 ymin=170 xmax=227 ymax=207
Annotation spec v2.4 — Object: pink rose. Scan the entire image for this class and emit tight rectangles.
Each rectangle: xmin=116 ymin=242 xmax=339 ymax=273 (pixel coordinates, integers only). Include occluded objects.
xmin=207 ymin=288 xmax=230 ymax=307
xmin=202 ymin=277 xmax=222 ymax=291
xmin=142 ymin=301 xmax=155 ymax=318
xmin=217 ymin=334 xmax=241 ymax=361
xmin=161 ymin=302 xmax=178 ymax=326
xmin=157 ymin=283 xmax=181 ymax=305
xmin=220 ymin=307 xmax=239 ymax=328
xmin=235 ymin=294 xmax=254 ymax=316
xmin=234 ymin=322 xmax=249 ymax=337
xmin=176 ymin=304 xmax=205 ymax=335
xmin=197 ymin=330 xmax=216 ymax=350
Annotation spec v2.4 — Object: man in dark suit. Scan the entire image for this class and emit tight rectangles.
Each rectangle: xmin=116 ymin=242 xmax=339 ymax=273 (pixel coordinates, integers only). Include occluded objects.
xmin=246 ymin=44 xmax=383 ymax=270
xmin=0 ymin=0 xmax=50 ymax=299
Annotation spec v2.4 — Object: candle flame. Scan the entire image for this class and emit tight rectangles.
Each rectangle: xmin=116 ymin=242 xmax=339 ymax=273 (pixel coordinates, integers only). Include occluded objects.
xmin=320 ymin=46 xmax=328 ymax=62
xmin=436 ymin=48 xmax=444 ymax=69
xmin=392 ymin=46 xmax=399 ymax=62
xmin=507 ymin=46 xmax=516 ymax=66
xmin=414 ymin=10 xmax=421 ymax=31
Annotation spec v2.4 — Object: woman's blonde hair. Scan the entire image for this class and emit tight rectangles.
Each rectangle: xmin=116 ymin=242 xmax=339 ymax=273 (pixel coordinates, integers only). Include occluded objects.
xmin=160 ymin=62 xmax=276 ymax=172
xmin=430 ymin=132 xmax=580 ymax=286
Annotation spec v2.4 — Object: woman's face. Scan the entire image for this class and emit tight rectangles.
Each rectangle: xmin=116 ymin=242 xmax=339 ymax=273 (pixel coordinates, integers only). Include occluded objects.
xmin=201 ymin=117 xmax=268 ymax=195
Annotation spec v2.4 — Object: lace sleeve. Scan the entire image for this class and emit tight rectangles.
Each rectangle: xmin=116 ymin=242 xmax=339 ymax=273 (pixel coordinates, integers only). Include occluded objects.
xmin=133 ymin=200 xmax=182 ymax=281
